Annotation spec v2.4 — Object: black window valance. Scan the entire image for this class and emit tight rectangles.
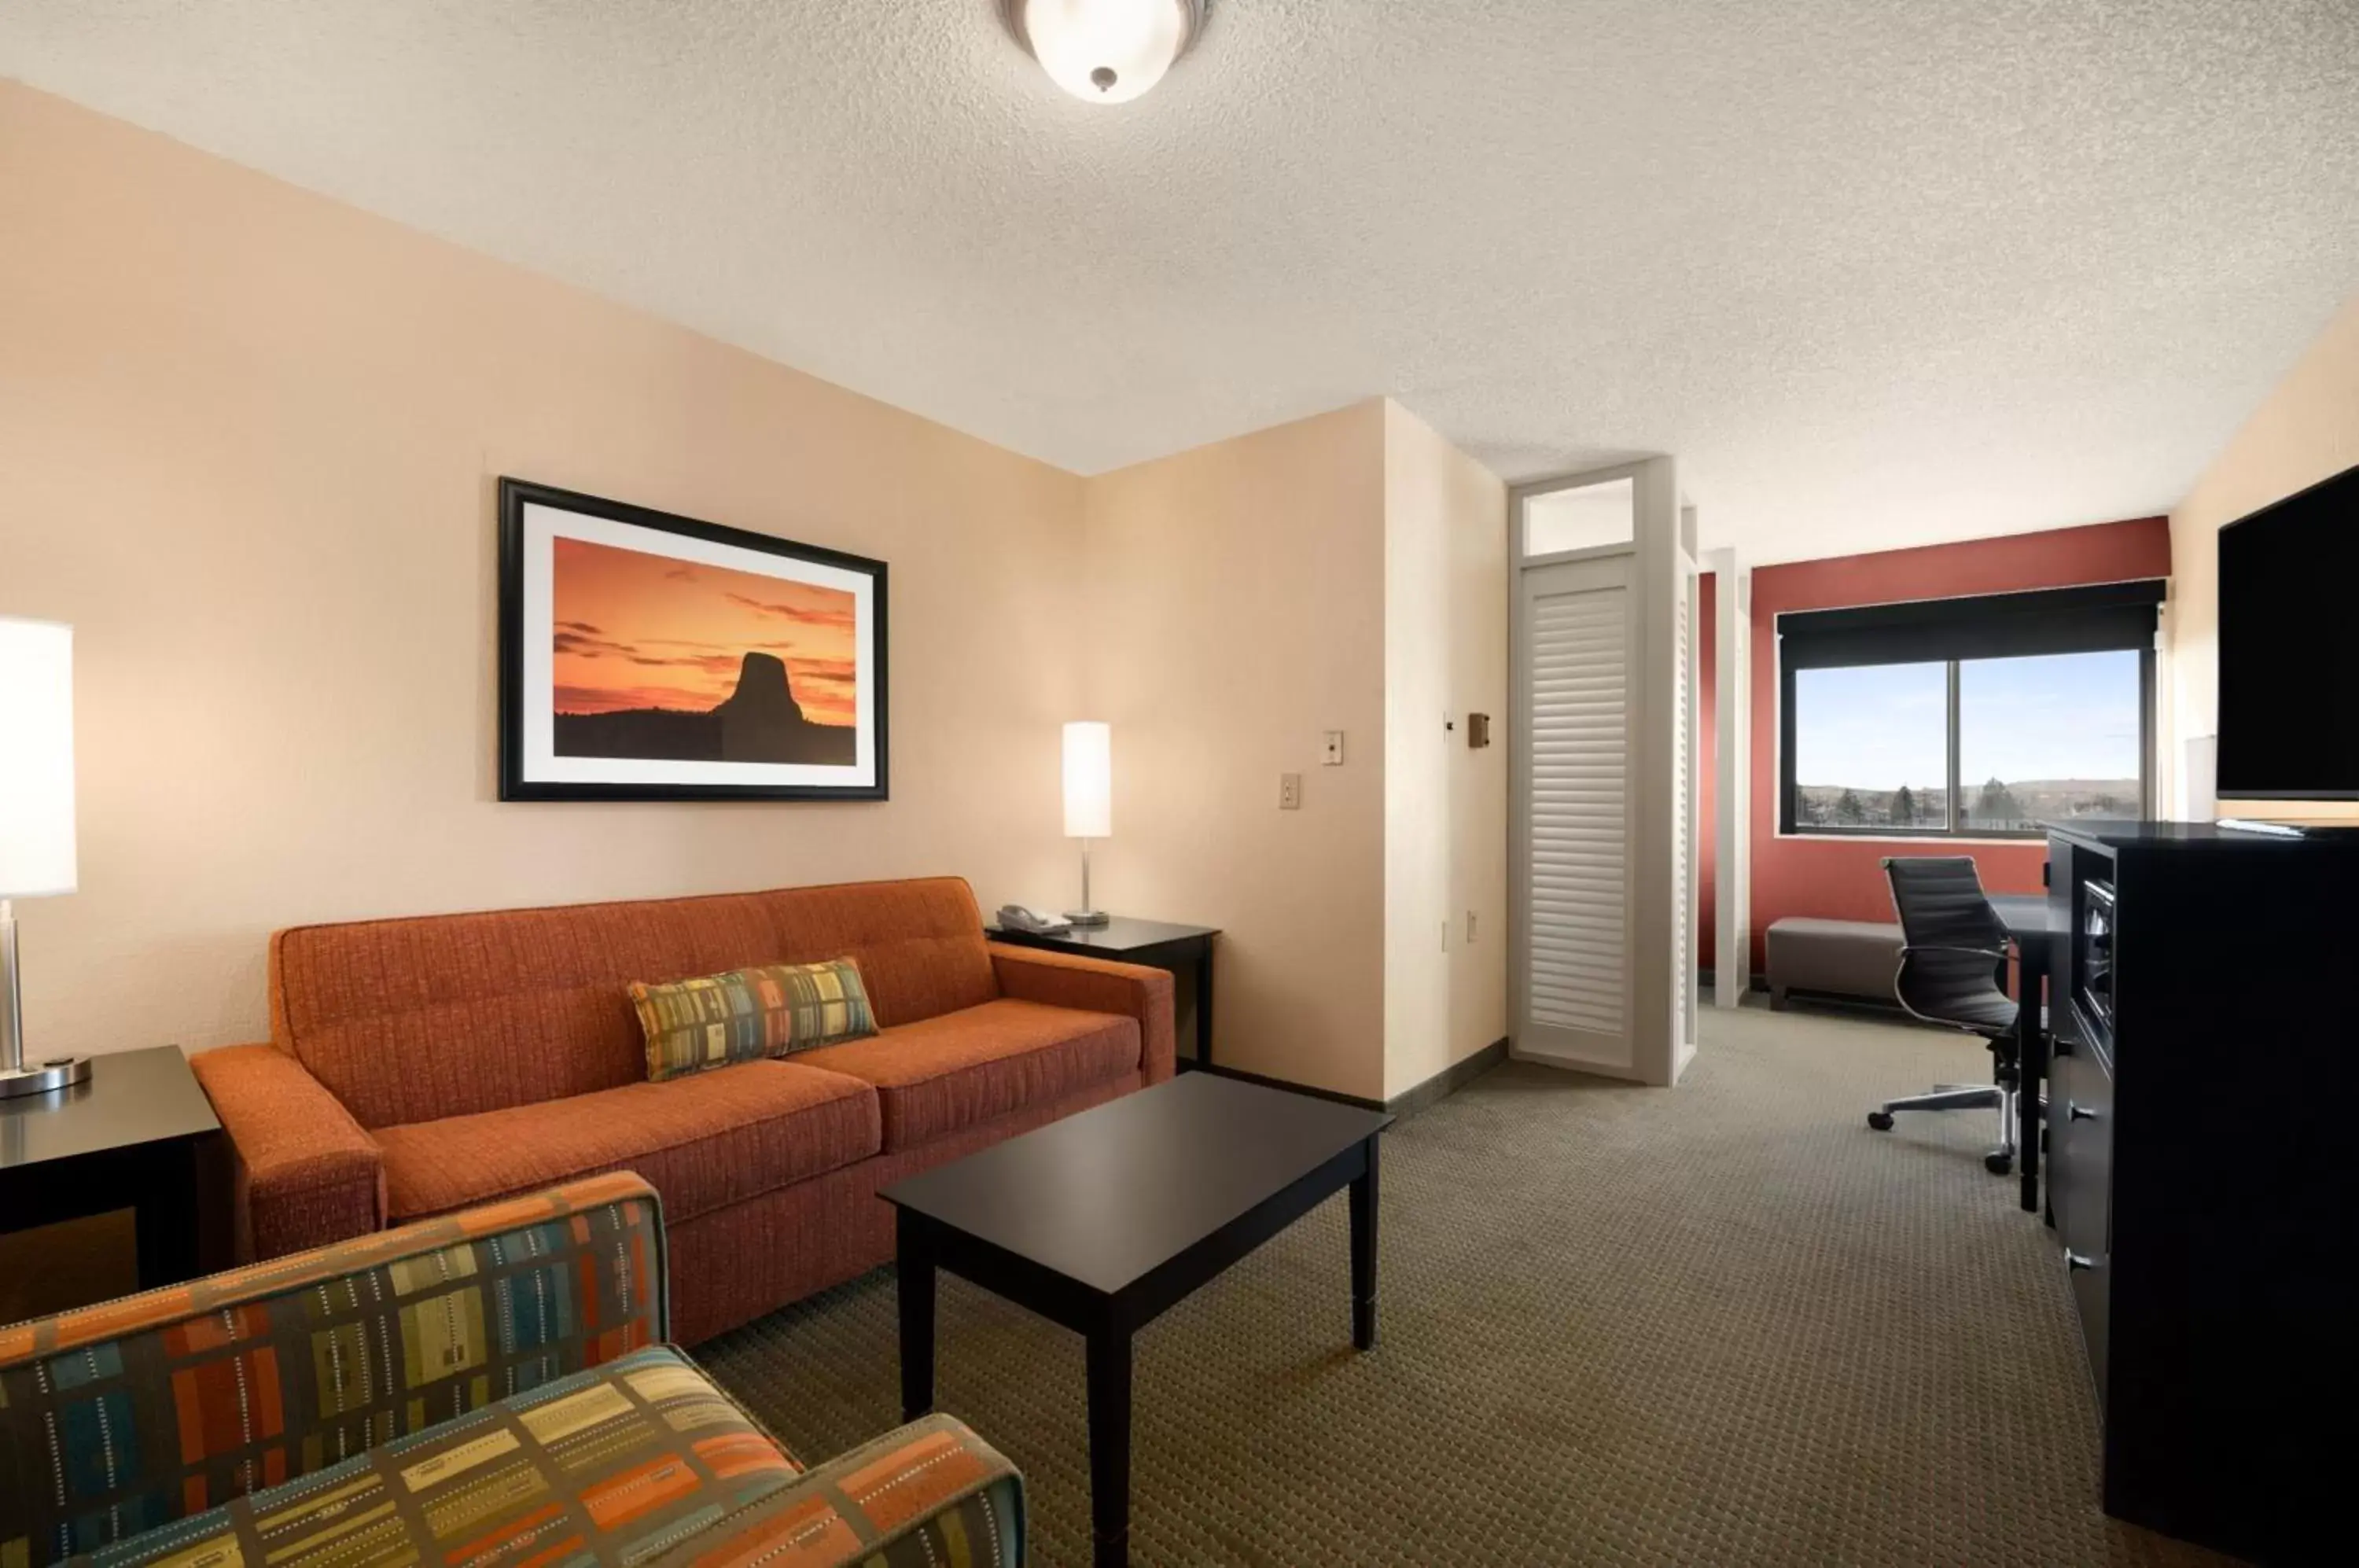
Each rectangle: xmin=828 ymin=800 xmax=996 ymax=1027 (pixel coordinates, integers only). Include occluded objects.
xmin=1777 ymin=579 xmax=2165 ymax=671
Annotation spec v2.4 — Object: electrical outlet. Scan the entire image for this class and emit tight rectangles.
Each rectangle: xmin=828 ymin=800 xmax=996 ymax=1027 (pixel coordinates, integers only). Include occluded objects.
xmin=1279 ymin=772 xmax=1303 ymax=810
xmin=1322 ymin=730 xmax=1345 ymax=765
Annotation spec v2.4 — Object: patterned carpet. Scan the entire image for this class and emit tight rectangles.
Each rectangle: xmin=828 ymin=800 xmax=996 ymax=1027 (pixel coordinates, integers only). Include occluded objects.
xmin=698 ymin=1003 xmax=2236 ymax=1566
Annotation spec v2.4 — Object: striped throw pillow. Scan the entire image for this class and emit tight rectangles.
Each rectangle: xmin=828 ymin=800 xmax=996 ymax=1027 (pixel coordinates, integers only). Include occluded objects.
xmin=631 ymin=957 xmax=878 ymax=1082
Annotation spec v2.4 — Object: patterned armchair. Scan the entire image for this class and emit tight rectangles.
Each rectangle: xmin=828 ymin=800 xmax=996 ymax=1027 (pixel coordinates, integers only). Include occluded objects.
xmin=0 ymin=1172 xmax=1022 ymax=1568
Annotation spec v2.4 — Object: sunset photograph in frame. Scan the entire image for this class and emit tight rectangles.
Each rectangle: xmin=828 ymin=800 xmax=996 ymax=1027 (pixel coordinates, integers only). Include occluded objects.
xmin=499 ymin=479 xmax=887 ymax=801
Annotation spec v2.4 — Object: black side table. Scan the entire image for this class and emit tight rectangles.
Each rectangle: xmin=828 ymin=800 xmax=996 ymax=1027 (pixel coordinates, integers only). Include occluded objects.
xmin=988 ymin=918 xmax=1220 ymax=1071
xmin=0 ymin=1045 xmax=222 ymax=1292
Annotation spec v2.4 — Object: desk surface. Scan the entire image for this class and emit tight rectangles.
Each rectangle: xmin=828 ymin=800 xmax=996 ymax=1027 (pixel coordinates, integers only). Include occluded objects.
xmin=1989 ymin=893 xmax=2052 ymax=940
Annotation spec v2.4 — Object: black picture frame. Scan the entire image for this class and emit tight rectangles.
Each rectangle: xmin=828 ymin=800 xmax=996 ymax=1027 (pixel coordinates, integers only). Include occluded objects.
xmin=497 ymin=477 xmax=889 ymax=802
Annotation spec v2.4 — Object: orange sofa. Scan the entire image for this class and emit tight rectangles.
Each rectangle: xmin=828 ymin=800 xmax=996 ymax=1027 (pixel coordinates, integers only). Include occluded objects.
xmin=191 ymin=876 xmax=1175 ymax=1344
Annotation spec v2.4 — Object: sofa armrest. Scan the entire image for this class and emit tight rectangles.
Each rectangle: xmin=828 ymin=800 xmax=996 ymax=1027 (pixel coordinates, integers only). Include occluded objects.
xmin=190 ymin=1041 xmax=386 ymax=1259
xmin=652 ymin=1414 xmax=1024 ymax=1568
xmin=989 ymin=941 xmax=1176 ymax=1084
xmin=0 ymin=1173 xmax=668 ymax=1564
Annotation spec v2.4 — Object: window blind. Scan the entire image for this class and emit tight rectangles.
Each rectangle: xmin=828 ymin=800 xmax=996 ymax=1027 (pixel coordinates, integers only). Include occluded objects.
xmin=1778 ymin=580 xmax=2165 ymax=671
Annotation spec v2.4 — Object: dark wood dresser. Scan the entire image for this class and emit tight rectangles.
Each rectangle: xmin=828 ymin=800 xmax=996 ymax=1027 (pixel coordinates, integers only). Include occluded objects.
xmin=2044 ymin=821 xmax=2357 ymax=1563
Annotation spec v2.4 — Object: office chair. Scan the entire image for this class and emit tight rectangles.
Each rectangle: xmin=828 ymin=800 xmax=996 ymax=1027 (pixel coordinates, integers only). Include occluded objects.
xmin=1867 ymin=856 xmax=2023 ymax=1176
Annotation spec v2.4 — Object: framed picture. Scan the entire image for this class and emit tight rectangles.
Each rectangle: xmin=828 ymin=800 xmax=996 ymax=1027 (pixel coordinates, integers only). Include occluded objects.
xmin=498 ymin=478 xmax=888 ymax=801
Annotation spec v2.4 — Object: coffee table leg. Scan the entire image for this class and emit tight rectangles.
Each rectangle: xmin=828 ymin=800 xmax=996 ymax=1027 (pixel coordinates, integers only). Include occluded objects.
xmin=1350 ymin=1137 xmax=1379 ymax=1351
xmin=897 ymin=1209 xmax=936 ymax=1423
xmin=1086 ymin=1318 xmax=1132 ymax=1568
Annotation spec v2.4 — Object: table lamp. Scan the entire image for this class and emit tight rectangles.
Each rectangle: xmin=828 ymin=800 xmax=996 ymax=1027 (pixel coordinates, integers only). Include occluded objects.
xmin=1062 ymin=720 xmax=1112 ymax=927
xmin=0 ymin=616 xmax=90 ymax=1099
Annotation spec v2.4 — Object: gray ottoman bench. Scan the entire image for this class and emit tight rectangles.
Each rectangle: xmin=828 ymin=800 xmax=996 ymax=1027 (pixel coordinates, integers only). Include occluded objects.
xmin=1766 ymin=916 xmax=1902 ymax=1010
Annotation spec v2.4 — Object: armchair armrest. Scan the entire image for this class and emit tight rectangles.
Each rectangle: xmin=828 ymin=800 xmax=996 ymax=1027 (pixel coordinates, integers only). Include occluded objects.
xmin=1899 ymin=944 xmax=2012 ymax=963
xmin=989 ymin=941 xmax=1176 ymax=1084
xmin=0 ymin=1173 xmax=667 ymax=1565
xmin=189 ymin=1041 xmax=385 ymax=1259
xmin=653 ymin=1414 xmax=1024 ymax=1568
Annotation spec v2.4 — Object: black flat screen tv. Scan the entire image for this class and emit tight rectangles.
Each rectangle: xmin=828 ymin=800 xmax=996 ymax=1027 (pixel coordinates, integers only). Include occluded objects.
xmin=2216 ymin=460 xmax=2359 ymax=800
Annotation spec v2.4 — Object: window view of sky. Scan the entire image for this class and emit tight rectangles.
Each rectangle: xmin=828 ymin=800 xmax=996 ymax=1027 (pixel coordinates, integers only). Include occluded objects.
xmin=1794 ymin=651 xmax=2141 ymax=830
xmin=1959 ymin=652 xmax=2140 ymax=783
xmin=1795 ymin=653 xmax=2139 ymax=790
xmin=1794 ymin=662 xmax=1945 ymax=792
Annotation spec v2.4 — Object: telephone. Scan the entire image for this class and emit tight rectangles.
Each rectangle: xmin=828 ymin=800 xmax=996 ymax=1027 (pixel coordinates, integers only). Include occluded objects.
xmin=997 ymin=904 xmax=1072 ymax=935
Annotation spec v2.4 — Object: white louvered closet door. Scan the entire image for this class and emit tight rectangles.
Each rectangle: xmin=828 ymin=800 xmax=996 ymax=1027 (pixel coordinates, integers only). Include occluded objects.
xmin=1672 ymin=567 xmax=1698 ymax=1058
xmin=1518 ymin=554 xmax=1636 ymax=1068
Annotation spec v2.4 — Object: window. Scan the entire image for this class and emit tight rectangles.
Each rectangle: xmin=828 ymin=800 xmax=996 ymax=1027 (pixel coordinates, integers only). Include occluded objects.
xmin=1958 ymin=652 xmax=2144 ymax=831
xmin=1523 ymin=478 xmax=1634 ymax=556
xmin=1790 ymin=664 xmax=1948 ymax=830
xmin=1778 ymin=583 xmax=2161 ymax=838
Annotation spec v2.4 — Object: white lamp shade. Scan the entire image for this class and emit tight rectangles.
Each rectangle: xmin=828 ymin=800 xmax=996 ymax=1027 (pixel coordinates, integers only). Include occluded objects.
xmin=1014 ymin=0 xmax=1191 ymax=105
xmin=0 ymin=617 xmax=76 ymax=899
xmin=1063 ymin=721 xmax=1112 ymax=840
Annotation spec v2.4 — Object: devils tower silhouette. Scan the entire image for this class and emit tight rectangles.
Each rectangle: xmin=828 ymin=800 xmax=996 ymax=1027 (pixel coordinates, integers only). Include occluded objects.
xmin=554 ymin=651 xmax=854 ymax=764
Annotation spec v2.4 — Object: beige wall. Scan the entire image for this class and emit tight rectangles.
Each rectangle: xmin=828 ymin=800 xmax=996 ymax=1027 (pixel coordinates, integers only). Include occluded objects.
xmin=1080 ymin=403 xmax=1392 ymax=1100
xmin=1079 ymin=399 xmax=1506 ymax=1103
xmin=1381 ymin=403 xmax=1507 ymax=1099
xmin=0 ymin=83 xmax=1088 ymax=1058
xmin=2166 ymin=291 xmax=2359 ymax=818
xmin=5 ymin=83 xmax=1513 ymax=1103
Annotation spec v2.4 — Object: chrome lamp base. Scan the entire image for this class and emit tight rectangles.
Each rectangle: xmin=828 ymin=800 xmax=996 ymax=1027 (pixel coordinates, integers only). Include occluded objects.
xmin=1065 ymin=841 xmax=1112 ymax=928
xmin=1 ymin=1055 xmax=92 ymax=1099
xmin=2 ymin=896 xmax=93 ymax=1098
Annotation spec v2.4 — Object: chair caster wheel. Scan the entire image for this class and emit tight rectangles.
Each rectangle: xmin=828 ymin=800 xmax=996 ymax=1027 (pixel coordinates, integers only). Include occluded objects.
xmin=1867 ymin=1111 xmax=1894 ymax=1131
xmin=1984 ymin=1151 xmax=2014 ymax=1176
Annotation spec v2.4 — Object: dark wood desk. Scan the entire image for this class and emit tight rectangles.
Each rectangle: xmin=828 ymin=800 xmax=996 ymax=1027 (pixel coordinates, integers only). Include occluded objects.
xmin=885 ymin=1073 xmax=1389 ymax=1567
xmin=0 ymin=1045 xmax=220 ymax=1291
xmin=1987 ymin=893 xmax=2052 ymax=1214
xmin=988 ymin=917 xmax=1220 ymax=1071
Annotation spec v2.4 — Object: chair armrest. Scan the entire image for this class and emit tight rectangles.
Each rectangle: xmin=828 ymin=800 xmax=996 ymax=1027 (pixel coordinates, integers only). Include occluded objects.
xmin=989 ymin=941 xmax=1176 ymax=1084
xmin=190 ymin=1041 xmax=386 ymax=1259
xmin=652 ymin=1414 xmax=1024 ymax=1568
xmin=0 ymin=1173 xmax=668 ymax=1562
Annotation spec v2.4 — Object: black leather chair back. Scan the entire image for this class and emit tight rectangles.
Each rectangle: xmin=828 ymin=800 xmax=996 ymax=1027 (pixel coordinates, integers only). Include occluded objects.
xmin=1882 ymin=856 xmax=2019 ymax=1038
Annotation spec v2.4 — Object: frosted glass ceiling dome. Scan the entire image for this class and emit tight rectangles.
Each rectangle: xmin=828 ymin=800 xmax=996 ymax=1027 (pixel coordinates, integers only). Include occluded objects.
xmin=1000 ymin=0 xmax=1207 ymax=105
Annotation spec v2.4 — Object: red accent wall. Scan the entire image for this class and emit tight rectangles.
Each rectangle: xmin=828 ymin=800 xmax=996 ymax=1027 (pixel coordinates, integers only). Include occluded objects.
xmin=1742 ymin=517 xmax=2171 ymax=973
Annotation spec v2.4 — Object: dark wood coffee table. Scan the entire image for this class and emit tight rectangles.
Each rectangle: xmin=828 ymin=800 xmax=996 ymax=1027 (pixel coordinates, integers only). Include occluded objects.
xmin=881 ymin=1073 xmax=1392 ymax=1567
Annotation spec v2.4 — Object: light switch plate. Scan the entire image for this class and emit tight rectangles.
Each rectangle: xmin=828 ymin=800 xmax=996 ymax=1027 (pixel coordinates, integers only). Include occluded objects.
xmin=1321 ymin=730 xmax=1345 ymax=765
xmin=1279 ymin=772 xmax=1303 ymax=810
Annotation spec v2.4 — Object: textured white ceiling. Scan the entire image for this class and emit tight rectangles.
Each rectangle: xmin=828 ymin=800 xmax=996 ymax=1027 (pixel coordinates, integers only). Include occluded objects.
xmin=5 ymin=2 xmax=2355 ymax=561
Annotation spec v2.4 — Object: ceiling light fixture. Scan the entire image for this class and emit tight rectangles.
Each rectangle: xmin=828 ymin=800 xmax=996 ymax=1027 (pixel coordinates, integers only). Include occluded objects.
xmin=999 ymin=0 xmax=1207 ymax=105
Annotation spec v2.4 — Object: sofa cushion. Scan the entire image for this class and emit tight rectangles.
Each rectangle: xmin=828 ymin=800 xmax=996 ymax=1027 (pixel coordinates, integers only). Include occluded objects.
xmin=83 ymin=1345 xmax=800 ymax=1568
xmin=666 ymin=1415 xmax=1025 ymax=1568
xmin=632 ymin=957 xmax=878 ymax=1081
xmin=269 ymin=876 xmax=996 ymax=1128
xmin=793 ymin=998 xmax=1140 ymax=1150
xmin=374 ymin=1059 xmax=881 ymax=1224
xmin=756 ymin=878 xmax=999 ymax=1033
